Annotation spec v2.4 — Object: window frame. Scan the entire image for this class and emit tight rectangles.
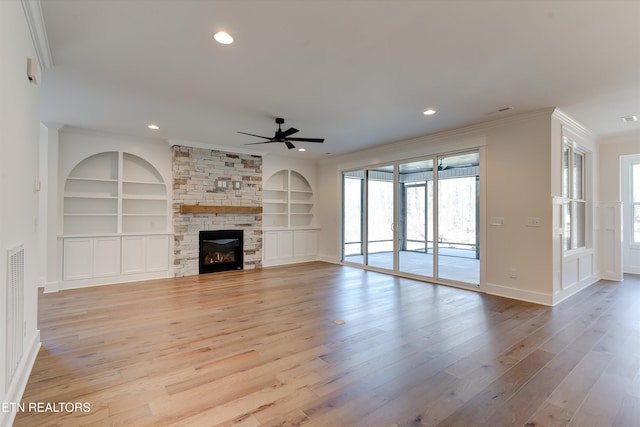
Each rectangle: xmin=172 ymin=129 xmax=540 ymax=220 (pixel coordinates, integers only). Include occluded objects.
xmin=631 ymin=162 xmax=640 ymax=245
xmin=562 ymin=135 xmax=590 ymax=253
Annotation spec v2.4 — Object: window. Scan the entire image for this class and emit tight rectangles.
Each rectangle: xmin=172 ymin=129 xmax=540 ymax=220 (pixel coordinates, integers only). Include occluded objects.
xmin=562 ymin=139 xmax=587 ymax=251
xmin=633 ymin=163 xmax=640 ymax=243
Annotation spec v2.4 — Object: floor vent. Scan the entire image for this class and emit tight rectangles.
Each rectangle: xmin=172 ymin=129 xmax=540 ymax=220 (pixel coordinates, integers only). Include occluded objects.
xmin=6 ymin=244 xmax=24 ymax=391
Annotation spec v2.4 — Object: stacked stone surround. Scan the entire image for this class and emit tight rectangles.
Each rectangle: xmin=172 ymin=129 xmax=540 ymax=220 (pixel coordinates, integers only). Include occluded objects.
xmin=172 ymin=145 xmax=262 ymax=277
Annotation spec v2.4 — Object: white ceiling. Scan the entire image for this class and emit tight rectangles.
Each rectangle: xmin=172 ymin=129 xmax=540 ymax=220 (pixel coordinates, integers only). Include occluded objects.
xmin=39 ymin=0 xmax=640 ymax=158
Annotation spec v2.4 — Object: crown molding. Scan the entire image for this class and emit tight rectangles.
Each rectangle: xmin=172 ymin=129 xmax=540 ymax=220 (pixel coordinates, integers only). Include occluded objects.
xmin=552 ymin=108 xmax=597 ymax=139
xmin=21 ymin=0 xmax=53 ymax=69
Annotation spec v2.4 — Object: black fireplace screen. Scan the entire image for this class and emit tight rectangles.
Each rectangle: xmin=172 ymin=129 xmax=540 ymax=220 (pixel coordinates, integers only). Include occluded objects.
xmin=199 ymin=230 xmax=243 ymax=274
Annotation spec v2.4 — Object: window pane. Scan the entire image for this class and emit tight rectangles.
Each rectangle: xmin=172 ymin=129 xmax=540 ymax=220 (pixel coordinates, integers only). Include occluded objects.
xmin=574 ymin=201 xmax=585 ymax=248
xmin=438 ymin=176 xmax=477 ymax=247
xmin=562 ymin=146 xmax=570 ymax=198
xmin=633 ymin=164 xmax=640 ymax=203
xmin=405 ymin=185 xmax=425 ymax=249
xmin=634 ymin=203 xmax=640 ymax=243
xmin=573 ymin=152 xmax=583 ymax=199
xmin=367 ymin=175 xmax=394 ymax=254
xmin=563 ymin=202 xmax=572 ymax=251
xmin=343 ymin=174 xmax=363 ymax=258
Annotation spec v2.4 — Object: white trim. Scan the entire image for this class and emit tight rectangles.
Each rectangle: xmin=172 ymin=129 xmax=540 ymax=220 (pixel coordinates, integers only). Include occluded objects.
xmin=263 ymin=256 xmax=318 ymax=267
xmin=21 ymin=0 xmax=53 ymax=69
xmin=484 ymin=282 xmax=553 ymax=306
xmin=552 ymin=275 xmax=600 ymax=305
xmin=318 ymin=254 xmax=340 ymax=264
xmin=0 ymin=331 xmax=41 ymax=427
xmin=58 ymin=270 xmax=173 ymax=291
xmin=553 ymin=109 xmax=597 ymax=140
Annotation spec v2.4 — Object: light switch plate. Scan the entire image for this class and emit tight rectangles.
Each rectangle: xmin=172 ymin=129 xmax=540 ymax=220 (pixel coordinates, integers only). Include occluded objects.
xmin=526 ymin=217 xmax=541 ymax=227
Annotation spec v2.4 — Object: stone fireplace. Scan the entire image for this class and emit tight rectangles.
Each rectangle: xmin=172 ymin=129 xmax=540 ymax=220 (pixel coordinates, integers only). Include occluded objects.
xmin=172 ymin=146 xmax=262 ymax=277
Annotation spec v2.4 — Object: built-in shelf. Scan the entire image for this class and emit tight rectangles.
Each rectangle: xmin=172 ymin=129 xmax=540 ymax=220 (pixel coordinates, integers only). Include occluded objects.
xmin=63 ymin=151 xmax=168 ymax=235
xmin=263 ymin=170 xmax=314 ymax=228
xmin=179 ymin=205 xmax=263 ymax=214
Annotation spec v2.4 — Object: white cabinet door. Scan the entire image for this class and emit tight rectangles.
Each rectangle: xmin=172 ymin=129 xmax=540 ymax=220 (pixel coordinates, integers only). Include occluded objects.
xmin=122 ymin=235 xmax=169 ymax=273
xmin=293 ymin=230 xmax=317 ymax=257
xmin=146 ymin=235 xmax=169 ymax=272
xmin=93 ymin=237 xmax=121 ymax=277
xmin=63 ymin=238 xmax=93 ymax=280
xmin=264 ymin=230 xmax=293 ymax=261
xmin=264 ymin=231 xmax=280 ymax=261
xmin=121 ymin=236 xmax=146 ymax=274
xmin=277 ymin=231 xmax=293 ymax=259
xmin=63 ymin=237 xmax=120 ymax=280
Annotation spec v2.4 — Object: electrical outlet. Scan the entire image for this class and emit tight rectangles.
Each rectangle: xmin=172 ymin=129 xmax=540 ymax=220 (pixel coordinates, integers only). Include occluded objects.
xmin=510 ymin=269 xmax=518 ymax=279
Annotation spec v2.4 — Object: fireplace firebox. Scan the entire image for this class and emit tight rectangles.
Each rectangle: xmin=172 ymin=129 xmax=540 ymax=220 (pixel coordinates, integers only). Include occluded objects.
xmin=199 ymin=230 xmax=243 ymax=274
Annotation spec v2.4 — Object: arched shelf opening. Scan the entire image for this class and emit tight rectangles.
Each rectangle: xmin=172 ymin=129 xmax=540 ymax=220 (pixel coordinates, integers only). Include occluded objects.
xmin=263 ymin=170 xmax=314 ymax=228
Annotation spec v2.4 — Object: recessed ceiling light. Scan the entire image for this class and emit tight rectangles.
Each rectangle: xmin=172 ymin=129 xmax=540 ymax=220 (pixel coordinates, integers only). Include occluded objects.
xmin=147 ymin=124 xmax=159 ymax=130
xmin=298 ymin=148 xmax=306 ymax=152
xmin=213 ymin=31 xmax=234 ymax=45
xmin=621 ymin=115 xmax=638 ymax=123
xmin=423 ymin=109 xmax=436 ymax=116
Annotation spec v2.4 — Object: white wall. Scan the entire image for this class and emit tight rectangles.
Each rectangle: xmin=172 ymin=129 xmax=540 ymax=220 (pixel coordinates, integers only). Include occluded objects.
xmin=0 ymin=1 xmax=42 ymax=425
xmin=317 ymin=109 xmax=597 ymax=305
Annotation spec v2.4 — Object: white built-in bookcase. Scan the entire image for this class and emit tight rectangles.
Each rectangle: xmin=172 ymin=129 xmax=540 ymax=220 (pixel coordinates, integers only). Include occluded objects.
xmin=263 ymin=170 xmax=314 ymax=228
xmin=262 ymin=170 xmax=318 ymax=266
xmin=63 ymin=151 xmax=168 ymax=235
xmin=61 ymin=151 xmax=171 ymax=286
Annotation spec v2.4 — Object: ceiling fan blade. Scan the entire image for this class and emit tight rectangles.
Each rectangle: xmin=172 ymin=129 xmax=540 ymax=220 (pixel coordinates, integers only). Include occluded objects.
xmin=237 ymin=131 xmax=272 ymax=140
xmin=286 ymin=137 xmax=325 ymax=143
xmin=285 ymin=141 xmax=296 ymax=150
xmin=282 ymin=127 xmax=299 ymax=137
xmin=244 ymin=141 xmax=275 ymax=145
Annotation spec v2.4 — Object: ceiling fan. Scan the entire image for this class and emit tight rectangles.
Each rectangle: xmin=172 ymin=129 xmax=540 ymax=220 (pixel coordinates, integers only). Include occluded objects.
xmin=238 ymin=117 xmax=325 ymax=150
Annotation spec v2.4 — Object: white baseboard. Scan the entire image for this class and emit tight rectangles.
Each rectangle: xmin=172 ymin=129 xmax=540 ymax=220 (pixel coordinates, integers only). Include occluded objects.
xmin=552 ymin=275 xmax=600 ymax=305
xmin=44 ymin=280 xmax=60 ymax=293
xmin=600 ymin=272 xmax=624 ymax=281
xmin=483 ymin=282 xmax=553 ymax=306
xmin=262 ymin=255 xmax=318 ymax=267
xmin=58 ymin=270 xmax=173 ymax=291
xmin=317 ymin=254 xmax=340 ymax=264
xmin=1 ymin=331 xmax=41 ymax=427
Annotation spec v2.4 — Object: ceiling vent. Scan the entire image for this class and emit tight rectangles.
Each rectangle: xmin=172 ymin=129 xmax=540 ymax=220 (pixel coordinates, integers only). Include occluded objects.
xmin=621 ymin=115 xmax=638 ymax=123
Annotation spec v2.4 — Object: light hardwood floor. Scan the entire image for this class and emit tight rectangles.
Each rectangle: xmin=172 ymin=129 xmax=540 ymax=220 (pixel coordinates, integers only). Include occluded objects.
xmin=14 ymin=262 xmax=640 ymax=426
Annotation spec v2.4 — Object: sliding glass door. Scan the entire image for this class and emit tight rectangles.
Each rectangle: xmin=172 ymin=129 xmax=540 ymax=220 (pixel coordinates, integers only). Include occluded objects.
xmin=398 ymin=159 xmax=434 ymax=278
xmin=436 ymin=152 xmax=480 ymax=285
xmin=367 ymin=165 xmax=395 ymax=270
xmin=342 ymin=170 xmax=364 ymax=265
xmin=342 ymin=150 xmax=480 ymax=286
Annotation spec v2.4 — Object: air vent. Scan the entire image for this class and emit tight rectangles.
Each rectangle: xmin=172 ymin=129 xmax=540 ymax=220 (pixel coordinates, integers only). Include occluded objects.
xmin=6 ymin=244 xmax=24 ymax=390
xmin=621 ymin=115 xmax=638 ymax=123
xmin=498 ymin=106 xmax=513 ymax=113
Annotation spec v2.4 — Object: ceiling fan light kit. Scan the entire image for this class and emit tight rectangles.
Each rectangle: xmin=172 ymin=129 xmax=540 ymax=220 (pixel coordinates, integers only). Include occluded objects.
xmin=238 ymin=117 xmax=325 ymax=150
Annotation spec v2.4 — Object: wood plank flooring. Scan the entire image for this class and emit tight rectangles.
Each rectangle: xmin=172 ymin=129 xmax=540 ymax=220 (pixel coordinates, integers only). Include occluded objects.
xmin=13 ymin=262 xmax=640 ymax=426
